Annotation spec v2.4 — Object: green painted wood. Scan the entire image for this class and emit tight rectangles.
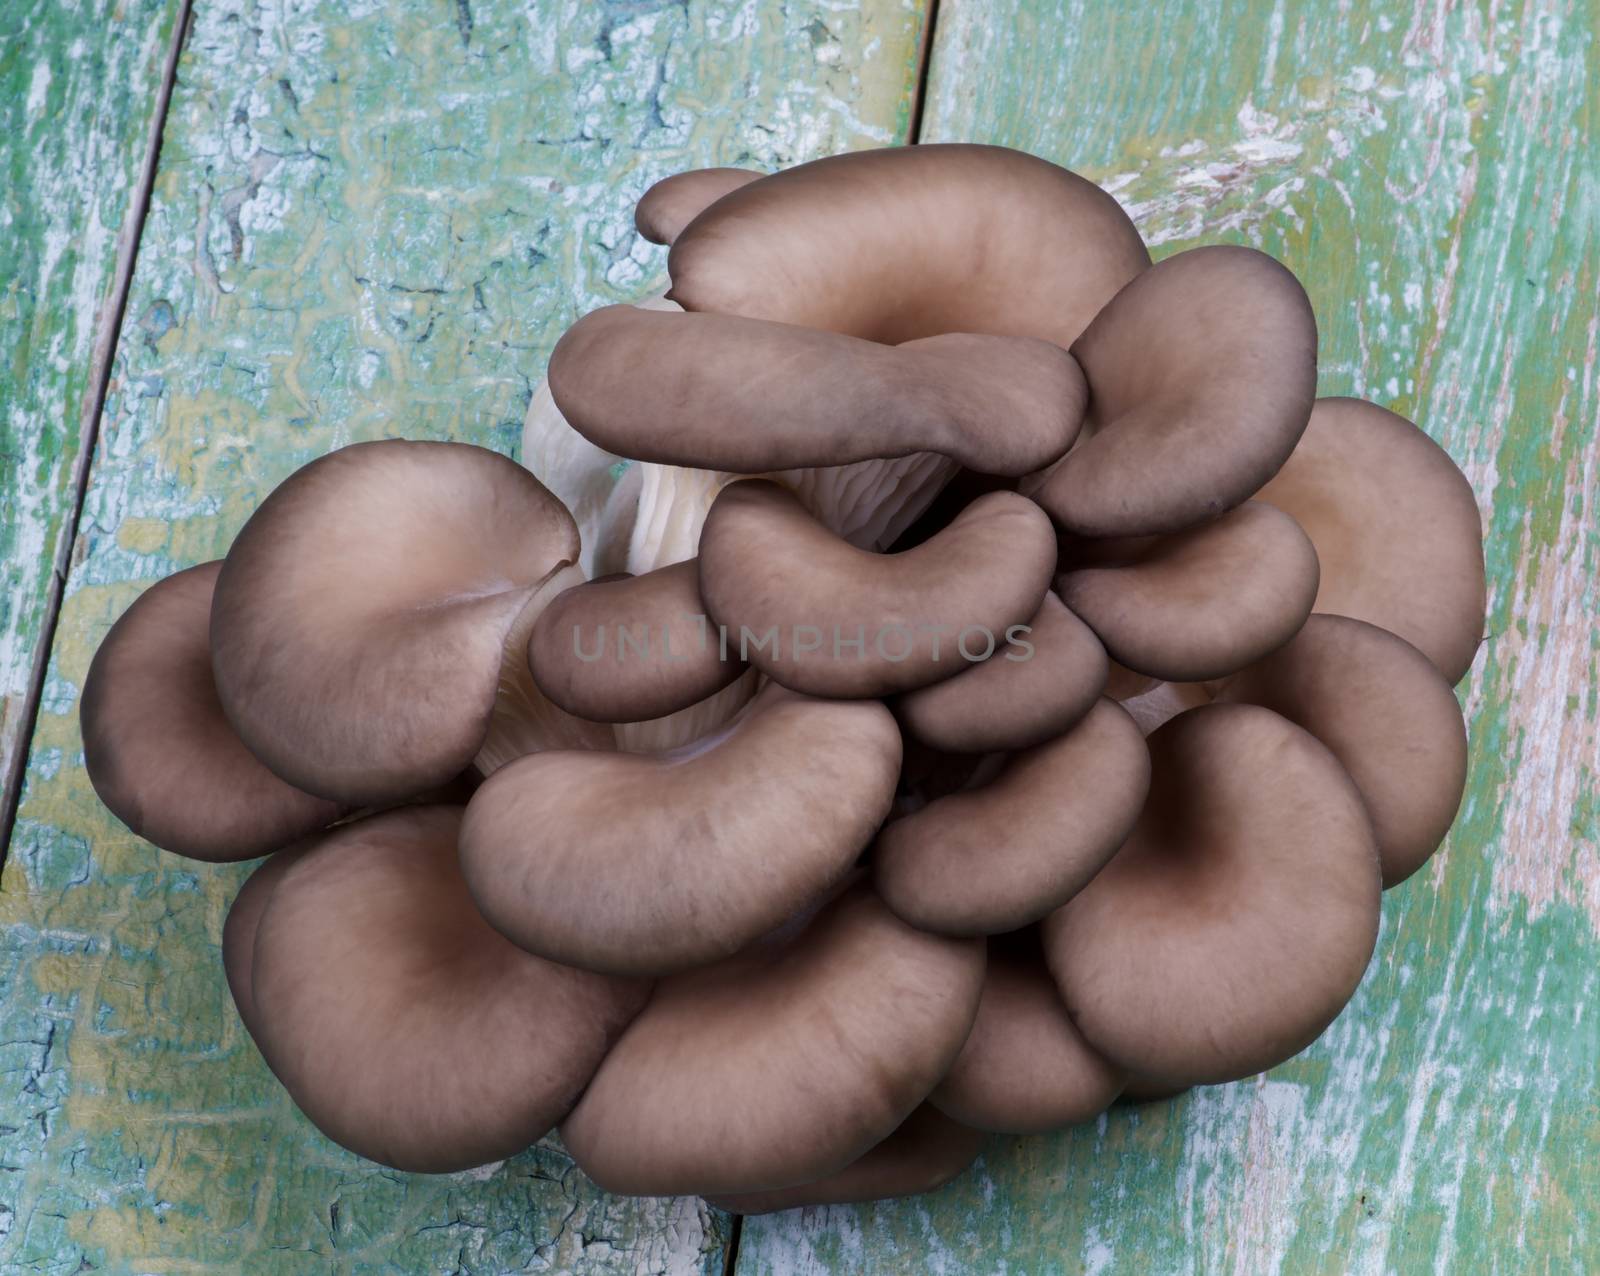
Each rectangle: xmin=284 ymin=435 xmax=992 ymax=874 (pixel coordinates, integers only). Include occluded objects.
xmin=739 ymin=1 xmax=1600 ymax=1272
xmin=0 ymin=1 xmax=928 ymax=1271
xmin=0 ymin=0 xmax=183 ymax=838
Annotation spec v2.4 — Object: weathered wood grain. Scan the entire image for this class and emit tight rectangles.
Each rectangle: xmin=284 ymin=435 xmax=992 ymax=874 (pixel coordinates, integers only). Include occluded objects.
xmin=739 ymin=1 xmax=1600 ymax=1272
xmin=0 ymin=0 xmax=184 ymax=845
xmin=0 ymin=1 xmax=927 ymax=1271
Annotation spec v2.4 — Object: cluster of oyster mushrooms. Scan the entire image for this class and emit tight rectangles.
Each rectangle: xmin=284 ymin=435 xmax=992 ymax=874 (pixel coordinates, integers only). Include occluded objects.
xmin=82 ymin=145 xmax=1485 ymax=1212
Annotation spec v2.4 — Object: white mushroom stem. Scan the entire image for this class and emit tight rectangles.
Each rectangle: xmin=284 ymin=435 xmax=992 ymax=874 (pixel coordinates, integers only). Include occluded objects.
xmin=613 ymin=454 xmax=957 ymax=577
xmin=477 ymin=563 xmax=611 ymax=776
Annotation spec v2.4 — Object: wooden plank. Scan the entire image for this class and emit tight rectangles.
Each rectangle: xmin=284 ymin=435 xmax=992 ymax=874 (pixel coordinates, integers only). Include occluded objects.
xmin=0 ymin=0 xmax=184 ymax=849
xmin=0 ymin=1 xmax=927 ymax=1271
xmin=740 ymin=0 xmax=1600 ymax=1272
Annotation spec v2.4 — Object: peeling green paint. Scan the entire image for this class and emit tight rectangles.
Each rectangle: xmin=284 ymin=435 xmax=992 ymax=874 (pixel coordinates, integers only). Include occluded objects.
xmin=0 ymin=0 xmax=183 ymax=821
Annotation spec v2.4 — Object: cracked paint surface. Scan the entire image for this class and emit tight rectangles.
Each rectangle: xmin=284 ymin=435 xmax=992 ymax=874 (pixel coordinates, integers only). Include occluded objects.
xmin=0 ymin=1 xmax=926 ymax=1270
xmin=0 ymin=0 xmax=183 ymax=821
xmin=742 ymin=1 xmax=1600 ymax=1272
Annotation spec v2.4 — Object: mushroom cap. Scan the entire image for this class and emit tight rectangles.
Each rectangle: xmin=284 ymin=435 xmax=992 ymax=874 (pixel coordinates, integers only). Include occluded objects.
xmin=210 ymin=440 xmax=580 ymax=806
xmin=1044 ymin=704 xmax=1380 ymax=1086
xmin=547 ymin=304 xmax=1086 ymax=476
xmin=875 ymin=698 xmax=1149 ymax=936
xmin=222 ymin=843 xmax=309 ymax=1047
xmin=527 ymin=559 xmax=745 ymax=723
xmin=81 ymin=562 xmax=340 ymax=860
xmin=705 ymin=1104 xmax=984 ymax=1215
xmin=698 ymin=480 xmax=1057 ymax=698
xmin=895 ymin=591 xmax=1108 ymax=754
xmin=1216 ymin=614 xmax=1468 ymax=886
xmin=245 ymin=805 xmax=647 ymax=1173
xmin=667 ymin=143 xmax=1150 ymax=347
xmin=559 ymin=884 xmax=985 ymax=1197
xmin=635 ymin=166 xmax=762 ymax=245
xmin=931 ymin=942 xmax=1126 ymax=1133
xmin=1255 ymin=397 xmax=1486 ymax=683
xmin=459 ymin=684 xmax=902 ymax=976
xmin=1031 ymin=245 xmax=1317 ymax=537
xmin=1055 ymin=500 xmax=1320 ymax=683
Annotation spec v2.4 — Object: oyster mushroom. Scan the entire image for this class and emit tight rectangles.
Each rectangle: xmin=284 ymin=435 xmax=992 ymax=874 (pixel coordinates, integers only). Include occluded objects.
xmin=667 ymin=143 xmax=1150 ymax=347
xmin=221 ymin=841 xmax=309 ymax=1044
xmin=1031 ymin=245 xmax=1317 ymax=537
xmin=1055 ymin=500 xmax=1320 ymax=683
xmin=698 ymin=480 xmax=1056 ymax=698
xmin=1255 ymin=396 xmax=1486 ymax=683
xmin=559 ymin=884 xmax=984 ymax=1197
xmin=1216 ymin=614 xmax=1469 ymax=886
xmin=226 ymin=805 xmax=648 ymax=1173
xmin=527 ymin=559 xmax=746 ymax=724
xmin=1044 ymin=703 xmax=1381 ymax=1087
xmin=634 ymin=166 xmax=762 ymax=245
xmin=548 ymin=304 xmax=1087 ymax=477
xmin=459 ymin=684 xmax=902 ymax=975
xmin=210 ymin=439 xmax=608 ymax=806
xmin=81 ymin=562 xmax=340 ymax=860
xmin=523 ymin=297 xmax=959 ymax=585
xmin=895 ymin=591 xmax=1108 ymax=754
xmin=875 ymin=698 xmax=1149 ymax=936
xmin=931 ymin=937 xmax=1126 ymax=1133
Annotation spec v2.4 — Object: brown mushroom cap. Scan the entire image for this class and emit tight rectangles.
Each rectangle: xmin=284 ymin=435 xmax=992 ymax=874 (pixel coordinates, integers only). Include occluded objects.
xmin=698 ymin=480 xmax=1057 ymax=698
xmin=931 ymin=942 xmax=1126 ymax=1133
xmin=667 ymin=143 xmax=1150 ymax=347
xmin=1216 ymin=614 xmax=1468 ymax=886
xmin=527 ymin=559 xmax=745 ymax=723
xmin=635 ymin=166 xmax=762 ymax=245
xmin=222 ymin=843 xmax=309 ymax=1046
xmin=1044 ymin=703 xmax=1381 ymax=1087
xmin=244 ymin=805 xmax=647 ymax=1173
xmin=1255 ymin=396 xmax=1486 ymax=683
xmin=559 ymin=885 xmax=984 ymax=1197
xmin=81 ymin=562 xmax=340 ymax=860
xmin=548 ymin=304 xmax=1086 ymax=476
xmin=875 ymin=698 xmax=1149 ymax=936
xmin=1031 ymin=245 xmax=1317 ymax=537
xmin=895 ymin=591 xmax=1107 ymax=754
xmin=705 ymin=1104 xmax=984 ymax=1215
xmin=210 ymin=440 xmax=583 ymax=806
xmin=1055 ymin=500 xmax=1320 ymax=683
xmin=459 ymin=685 xmax=902 ymax=976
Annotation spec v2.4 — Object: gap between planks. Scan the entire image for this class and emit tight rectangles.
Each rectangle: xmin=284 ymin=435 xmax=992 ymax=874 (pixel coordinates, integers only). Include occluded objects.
xmin=909 ymin=0 xmax=942 ymax=143
xmin=0 ymin=0 xmax=196 ymax=867
xmin=722 ymin=1211 xmax=744 ymax=1276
